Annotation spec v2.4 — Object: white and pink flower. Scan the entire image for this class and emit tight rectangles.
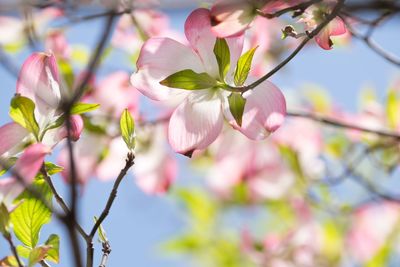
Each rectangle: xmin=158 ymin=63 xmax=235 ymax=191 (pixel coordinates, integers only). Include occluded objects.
xmin=131 ymin=8 xmax=286 ymax=156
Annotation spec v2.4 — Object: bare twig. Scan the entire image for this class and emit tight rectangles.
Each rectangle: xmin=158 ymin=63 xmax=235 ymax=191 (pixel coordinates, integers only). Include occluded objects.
xmin=86 ymin=152 xmax=135 ymax=267
xmin=98 ymin=241 xmax=111 ymax=267
xmin=39 ymin=260 xmax=51 ymax=267
xmin=287 ymin=110 xmax=400 ymax=140
xmin=40 ymin=166 xmax=89 ymax=240
xmin=4 ymin=234 xmax=23 ymax=267
xmin=257 ymin=0 xmax=322 ymax=18
xmin=241 ymin=0 xmax=346 ymax=91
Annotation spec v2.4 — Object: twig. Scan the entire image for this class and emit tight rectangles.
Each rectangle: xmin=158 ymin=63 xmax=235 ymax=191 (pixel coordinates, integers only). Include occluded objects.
xmin=86 ymin=152 xmax=135 ymax=267
xmin=257 ymin=0 xmax=322 ymax=18
xmin=60 ymin=11 xmax=117 ymax=267
xmin=39 ymin=260 xmax=51 ymax=267
xmin=287 ymin=110 xmax=400 ymax=140
xmin=98 ymin=241 xmax=111 ymax=267
xmin=241 ymin=0 xmax=346 ymax=92
xmin=63 ymin=11 xmax=117 ymax=108
xmin=40 ymin=166 xmax=89 ymax=240
xmin=347 ymin=25 xmax=400 ymax=67
xmin=4 ymin=234 xmax=23 ymax=267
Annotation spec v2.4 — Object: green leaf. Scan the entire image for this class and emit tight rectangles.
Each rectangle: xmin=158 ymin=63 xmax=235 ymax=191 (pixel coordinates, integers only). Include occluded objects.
xmin=44 ymin=234 xmax=60 ymax=263
xmin=10 ymin=179 xmax=53 ymax=248
xmin=0 ymin=203 xmax=10 ymax=235
xmin=120 ymin=109 xmax=135 ymax=150
xmin=44 ymin=162 xmax=64 ymax=175
xmin=0 ymin=256 xmax=19 ymax=267
xmin=228 ymin=93 xmax=246 ymax=126
xmin=9 ymin=95 xmax=39 ymax=137
xmin=94 ymin=216 xmax=108 ymax=243
xmin=70 ymin=103 xmax=100 ymax=115
xmin=160 ymin=69 xmax=217 ymax=90
xmin=16 ymin=245 xmax=31 ymax=259
xmin=234 ymin=46 xmax=258 ymax=86
xmin=213 ymin=38 xmax=230 ymax=79
xmin=28 ymin=246 xmax=50 ymax=267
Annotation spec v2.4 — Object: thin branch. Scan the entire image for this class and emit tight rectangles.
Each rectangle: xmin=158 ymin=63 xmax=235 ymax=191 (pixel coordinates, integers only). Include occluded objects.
xmin=86 ymin=152 xmax=135 ymax=267
xmin=39 ymin=260 xmax=51 ymax=267
xmin=257 ymin=0 xmax=322 ymax=18
xmin=40 ymin=166 xmax=89 ymax=240
xmin=347 ymin=25 xmax=400 ymax=66
xmin=4 ymin=234 xmax=23 ymax=267
xmin=287 ymin=110 xmax=400 ymax=140
xmin=60 ymin=11 xmax=117 ymax=267
xmin=98 ymin=241 xmax=111 ymax=267
xmin=241 ymin=0 xmax=346 ymax=91
xmin=64 ymin=11 xmax=117 ymax=108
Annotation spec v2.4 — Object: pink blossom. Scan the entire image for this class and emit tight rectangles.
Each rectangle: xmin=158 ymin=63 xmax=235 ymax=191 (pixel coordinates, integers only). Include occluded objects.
xmin=91 ymin=71 xmax=140 ymax=118
xmin=131 ymin=8 xmax=286 ymax=156
xmin=210 ymin=0 xmax=303 ymax=37
xmin=0 ymin=8 xmax=62 ymax=48
xmin=112 ymin=9 xmax=182 ymax=54
xmin=300 ymin=4 xmax=347 ymax=50
xmin=206 ymin=129 xmax=293 ymax=201
xmin=347 ymin=202 xmax=400 ymax=263
xmin=45 ymin=30 xmax=71 ymax=59
xmin=0 ymin=143 xmax=50 ymax=209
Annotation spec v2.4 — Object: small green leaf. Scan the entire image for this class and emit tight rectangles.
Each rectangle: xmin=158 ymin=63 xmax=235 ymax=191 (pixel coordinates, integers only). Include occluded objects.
xmin=213 ymin=38 xmax=230 ymax=79
xmin=28 ymin=246 xmax=50 ymax=267
xmin=0 ymin=203 xmax=10 ymax=235
xmin=160 ymin=69 xmax=217 ymax=90
xmin=70 ymin=103 xmax=100 ymax=115
xmin=44 ymin=162 xmax=64 ymax=175
xmin=94 ymin=216 xmax=108 ymax=243
xmin=45 ymin=234 xmax=60 ymax=263
xmin=234 ymin=46 xmax=258 ymax=86
xmin=120 ymin=109 xmax=135 ymax=150
xmin=10 ymin=178 xmax=53 ymax=248
xmin=9 ymin=95 xmax=39 ymax=137
xmin=16 ymin=245 xmax=31 ymax=259
xmin=228 ymin=93 xmax=246 ymax=126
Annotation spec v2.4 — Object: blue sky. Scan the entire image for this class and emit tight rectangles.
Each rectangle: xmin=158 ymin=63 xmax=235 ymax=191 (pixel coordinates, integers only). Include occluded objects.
xmin=0 ymin=7 xmax=399 ymax=267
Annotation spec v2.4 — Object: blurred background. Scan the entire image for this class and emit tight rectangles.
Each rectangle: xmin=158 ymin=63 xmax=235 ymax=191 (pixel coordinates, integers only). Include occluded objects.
xmin=0 ymin=1 xmax=400 ymax=267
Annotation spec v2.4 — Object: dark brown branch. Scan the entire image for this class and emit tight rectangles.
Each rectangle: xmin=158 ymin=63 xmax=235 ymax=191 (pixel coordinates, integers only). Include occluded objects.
xmin=40 ymin=166 xmax=89 ymax=240
xmin=39 ymin=260 xmax=51 ymax=267
xmin=241 ymin=0 xmax=346 ymax=91
xmin=257 ymin=0 xmax=322 ymax=18
xmin=86 ymin=152 xmax=135 ymax=267
xmin=4 ymin=234 xmax=23 ymax=267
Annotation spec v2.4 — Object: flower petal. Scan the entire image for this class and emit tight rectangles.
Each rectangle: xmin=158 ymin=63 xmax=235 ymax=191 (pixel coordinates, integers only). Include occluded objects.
xmin=0 ymin=177 xmax=24 ymax=208
xmin=16 ymin=52 xmax=61 ymax=119
xmin=210 ymin=0 xmax=255 ymax=38
xmin=0 ymin=122 xmax=29 ymax=157
xmin=224 ymin=80 xmax=286 ymax=140
xmin=185 ymin=8 xmax=220 ymax=77
xmin=168 ymin=91 xmax=224 ymax=155
xmin=135 ymin=155 xmax=177 ymax=195
xmin=131 ymin=37 xmax=203 ymax=101
xmin=14 ymin=143 xmax=51 ymax=184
